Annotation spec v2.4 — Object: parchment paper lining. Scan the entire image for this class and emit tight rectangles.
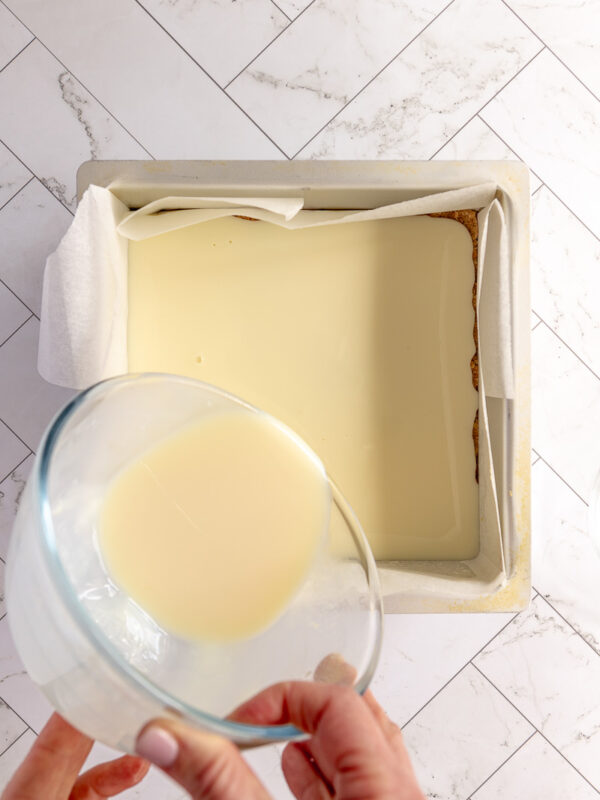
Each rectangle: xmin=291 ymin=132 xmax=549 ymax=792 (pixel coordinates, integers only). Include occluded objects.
xmin=38 ymin=183 xmax=514 ymax=605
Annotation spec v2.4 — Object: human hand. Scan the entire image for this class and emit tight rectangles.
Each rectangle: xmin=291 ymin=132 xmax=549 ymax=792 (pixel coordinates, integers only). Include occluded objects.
xmin=1 ymin=712 xmax=149 ymax=800
xmin=135 ymin=678 xmax=424 ymax=799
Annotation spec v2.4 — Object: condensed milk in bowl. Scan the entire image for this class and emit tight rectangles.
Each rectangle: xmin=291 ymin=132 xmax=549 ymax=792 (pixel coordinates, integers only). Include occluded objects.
xmin=6 ymin=373 xmax=382 ymax=750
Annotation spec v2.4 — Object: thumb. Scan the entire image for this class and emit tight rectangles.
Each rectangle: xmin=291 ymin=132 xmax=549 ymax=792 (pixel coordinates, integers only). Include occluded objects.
xmin=135 ymin=720 xmax=271 ymax=800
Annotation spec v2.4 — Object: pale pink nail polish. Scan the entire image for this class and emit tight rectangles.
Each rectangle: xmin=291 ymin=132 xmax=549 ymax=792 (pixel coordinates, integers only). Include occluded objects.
xmin=136 ymin=726 xmax=179 ymax=768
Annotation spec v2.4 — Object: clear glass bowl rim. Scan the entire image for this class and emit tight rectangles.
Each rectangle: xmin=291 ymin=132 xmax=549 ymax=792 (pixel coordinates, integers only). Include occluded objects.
xmin=35 ymin=373 xmax=383 ymax=741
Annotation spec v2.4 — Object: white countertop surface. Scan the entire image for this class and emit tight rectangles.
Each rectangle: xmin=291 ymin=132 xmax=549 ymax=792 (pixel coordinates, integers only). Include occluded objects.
xmin=0 ymin=1 xmax=599 ymax=798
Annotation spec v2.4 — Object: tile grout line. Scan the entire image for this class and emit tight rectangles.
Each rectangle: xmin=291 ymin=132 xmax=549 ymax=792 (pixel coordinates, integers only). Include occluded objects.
xmin=498 ymin=0 xmax=600 ymax=106
xmin=0 ymin=175 xmax=34 ymax=216
xmin=531 ymin=319 xmax=542 ymax=331
xmin=131 ymin=0 xmax=291 ymax=160
xmin=0 ymin=313 xmax=32 ymax=349
xmin=268 ymin=0 xmax=292 ymax=23
xmin=466 ymin=730 xmax=537 ymax=799
xmin=0 ymin=451 xmax=32 ymax=488
xmin=0 ymin=277 xmax=38 ymax=321
xmin=289 ymin=0 xmax=458 ymax=159
xmin=0 ymin=136 xmax=74 ymax=218
xmin=36 ymin=180 xmax=73 ymax=218
xmin=537 ymin=316 xmax=600 ymax=383
xmin=400 ymin=611 xmax=520 ymax=730
xmin=0 ymin=0 xmax=155 ymax=162
xmin=534 ymin=591 xmax=600 ymax=660
xmin=400 ymin=660 xmax=469 ymax=729
xmin=540 ymin=183 xmax=600 ymax=247
xmin=224 ymin=0 xmax=317 ymax=88
xmin=0 ymin=687 xmax=36 ymax=738
xmin=477 ymin=116 xmax=600 ymax=247
xmin=428 ymin=46 xmax=545 ymax=160
xmin=0 ymin=727 xmax=30 ymax=761
xmin=476 ymin=114 xmax=543 ymax=187
xmin=534 ymin=453 xmax=589 ymax=508
xmin=0 ymin=37 xmax=35 ymax=78
xmin=0 ymin=416 xmax=32 ymax=455
xmin=471 ymin=662 xmax=600 ymax=796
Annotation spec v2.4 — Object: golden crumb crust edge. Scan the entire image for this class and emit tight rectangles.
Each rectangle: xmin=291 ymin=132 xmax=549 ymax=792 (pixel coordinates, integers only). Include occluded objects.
xmin=429 ymin=210 xmax=479 ymax=482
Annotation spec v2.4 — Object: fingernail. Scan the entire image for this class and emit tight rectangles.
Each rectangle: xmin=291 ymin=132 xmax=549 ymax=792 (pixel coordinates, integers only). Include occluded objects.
xmin=314 ymin=653 xmax=356 ymax=686
xmin=136 ymin=726 xmax=179 ymax=768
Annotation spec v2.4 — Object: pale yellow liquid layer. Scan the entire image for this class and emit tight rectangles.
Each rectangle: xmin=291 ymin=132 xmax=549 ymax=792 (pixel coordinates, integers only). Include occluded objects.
xmin=128 ymin=215 xmax=479 ymax=560
xmin=99 ymin=411 xmax=329 ymax=640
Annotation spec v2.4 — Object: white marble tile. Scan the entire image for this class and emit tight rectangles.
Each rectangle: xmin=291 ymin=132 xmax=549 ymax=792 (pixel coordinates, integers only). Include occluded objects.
xmin=472 ymin=733 xmax=599 ymax=800
xmin=531 ymin=309 xmax=541 ymax=330
xmin=504 ymin=0 xmax=600 ymax=99
xmin=0 ymin=454 xmax=33 ymax=562
xmin=0 ymin=318 xmax=74 ymax=451
xmin=137 ymin=0 xmax=288 ymax=87
xmin=433 ymin=116 xmax=542 ymax=192
xmin=0 ymin=4 xmax=32 ymax=72
xmin=0 ymin=699 xmax=26 ymax=758
xmin=370 ymin=611 xmax=514 ymax=728
xmin=531 ymin=187 xmax=600 ymax=378
xmin=83 ymin=742 xmax=185 ymax=799
xmin=0 ymin=41 xmax=148 ymax=211
xmin=475 ymin=595 xmax=600 ymax=788
xmin=481 ymin=50 xmax=600 ymax=239
xmin=0 ymin=143 xmax=31 ymax=209
xmin=298 ymin=0 xmax=542 ymax=159
xmin=402 ymin=664 xmax=533 ymax=800
xmin=0 ymin=282 xmax=29 ymax=346
xmin=0 ymin=420 xmax=28 ymax=485
xmin=0 ymin=618 xmax=52 ymax=733
xmin=0 ymin=179 xmax=72 ymax=316
xmin=0 ymin=729 xmax=35 ymax=789
xmin=228 ymin=0 xmax=450 ymax=156
xmin=532 ymin=323 xmax=600 ymax=503
xmin=2 ymin=0 xmax=282 ymax=159
xmin=274 ymin=0 xmax=313 ymax=19
xmin=0 ymin=561 xmax=5 ymax=619
xmin=532 ymin=460 xmax=600 ymax=655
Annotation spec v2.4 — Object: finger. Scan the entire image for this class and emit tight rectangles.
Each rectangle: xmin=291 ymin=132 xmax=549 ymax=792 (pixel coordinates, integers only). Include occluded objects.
xmin=229 ymin=682 xmax=388 ymax=783
xmin=135 ymin=719 xmax=271 ymax=800
xmin=232 ymin=683 xmax=422 ymax=798
xmin=363 ymin=691 xmax=399 ymax=738
xmin=230 ymin=681 xmax=374 ymax=740
xmin=362 ymin=691 xmax=414 ymax=769
xmin=2 ymin=713 xmax=93 ymax=800
xmin=313 ymin=654 xmax=356 ymax=687
xmin=281 ymin=743 xmax=332 ymax=800
xmin=362 ymin=691 xmax=424 ymax=794
xmin=228 ymin=655 xmax=355 ymax=727
xmin=70 ymin=755 xmax=149 ymax=799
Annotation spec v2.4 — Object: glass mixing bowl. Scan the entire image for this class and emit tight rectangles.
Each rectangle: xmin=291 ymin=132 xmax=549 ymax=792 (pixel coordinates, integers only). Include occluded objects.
xmin=6 ymin=374 xmax=382 ymax=751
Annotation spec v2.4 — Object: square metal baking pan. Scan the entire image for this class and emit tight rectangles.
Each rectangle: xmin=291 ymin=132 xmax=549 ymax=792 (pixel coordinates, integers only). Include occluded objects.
xmin=76 ymin=160 xmax=531 ymax=612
